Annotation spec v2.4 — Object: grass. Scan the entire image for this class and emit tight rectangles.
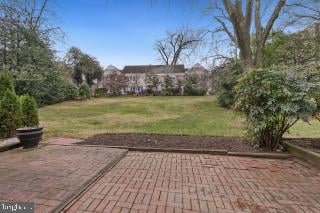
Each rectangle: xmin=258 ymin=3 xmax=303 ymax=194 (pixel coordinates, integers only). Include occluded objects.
xmin=39 ymin=96 xmax=320 ymax=139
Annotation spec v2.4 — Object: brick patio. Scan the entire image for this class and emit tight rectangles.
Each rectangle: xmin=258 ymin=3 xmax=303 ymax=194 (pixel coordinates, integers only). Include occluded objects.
xmin=64 ymin=152 xmax=320 ymax=213
xmin=0 ymin=144 xmax=126 ymax=213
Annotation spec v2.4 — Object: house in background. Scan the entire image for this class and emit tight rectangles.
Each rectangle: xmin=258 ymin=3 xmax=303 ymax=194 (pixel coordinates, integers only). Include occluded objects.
xmin=97 ymin=65 xmax=129 ymax=94
xmin=186 ymin=63 xmax=211 ymax=93
xmin=122 ymin=65 xmax=185 ymax=93
xmin=97 ymin=63 xmax=211 ymax=95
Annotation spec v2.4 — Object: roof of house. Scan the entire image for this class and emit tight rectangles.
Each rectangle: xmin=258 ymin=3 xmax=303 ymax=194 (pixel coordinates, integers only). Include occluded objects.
xmin=122 ymin=65 xmax=186 ymax=74
xmin=104 ymin=65 xmax=122 ymax=75
xmin=187 ymin=63 xmax=208 ymax=73
xmin=106 ymin=65 xmax=119 ymax=70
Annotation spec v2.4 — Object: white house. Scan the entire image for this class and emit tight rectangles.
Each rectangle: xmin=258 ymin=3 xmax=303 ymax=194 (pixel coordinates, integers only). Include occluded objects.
xmin=97 ymin=63 xmax=211 ymax=94
xmin=122 ymin=65 xmax=186 ymax=93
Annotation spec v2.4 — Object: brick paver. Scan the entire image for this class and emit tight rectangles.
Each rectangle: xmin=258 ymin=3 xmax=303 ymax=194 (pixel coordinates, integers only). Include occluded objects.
xmin=0 ymin=145 xmax=126 ymax=213
xmin=65 ymin=152 xmax=320 ymax=213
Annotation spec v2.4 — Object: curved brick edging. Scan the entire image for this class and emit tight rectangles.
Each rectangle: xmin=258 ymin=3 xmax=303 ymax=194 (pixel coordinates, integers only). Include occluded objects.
xmin=52 ymin=149 xmax=128 ymax=213
xmin=284 ymin=141 xmax=320 ymax=170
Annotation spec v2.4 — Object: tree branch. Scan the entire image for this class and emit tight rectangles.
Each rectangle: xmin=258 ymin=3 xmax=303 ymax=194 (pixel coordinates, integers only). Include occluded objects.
xmin=245 ymin=0 xmax=253 ymax=30
xmin=262 ymin=0 xmax=286 ymax=44
xmin=215 ymin=17 xmax=237 ymax=44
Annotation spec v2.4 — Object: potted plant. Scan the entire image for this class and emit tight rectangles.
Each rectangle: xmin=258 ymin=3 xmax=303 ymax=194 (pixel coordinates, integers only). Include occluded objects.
xmin=16 ymin=95 xmax=43 ymax=149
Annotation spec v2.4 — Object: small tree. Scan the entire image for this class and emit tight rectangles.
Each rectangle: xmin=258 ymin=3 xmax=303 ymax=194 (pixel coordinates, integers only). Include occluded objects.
xmin=78 ymin=83 xmax=91 ymax=100
xmin=184 ymin=75 xmax=207 ymax=96
xmin=235 ymin=65 xmax=319 ymax=150
xmin=20 ymin=95 xmax=39 ymax=127
xmin=0 ymin=71 xmax=14 ymax=98
xmin=146 ymin=74 xmax=161 ymax=95
xmin=0 ymin=90 xmax=22 ymax=137
xmin=163 ymin=75 xmax=174 ymax=95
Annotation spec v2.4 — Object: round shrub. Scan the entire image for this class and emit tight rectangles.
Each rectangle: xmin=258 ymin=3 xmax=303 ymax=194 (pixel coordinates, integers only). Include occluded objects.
xmin=20 ymin=95 xmax=39 ymax=127
xmin=78 ymin=83 xmax=91 ymax=100
xmin=0 ymin=90 xmax=22 ymax=138
xmin=94 ymin=88 xmax=108 ymax=97
xmin=235 ymin=66 xmax=319 ymax=150
xmin=63 ymin=83 xmax=78 ymax=101
xmin=217 ymin=91 xmax=234 ymax=108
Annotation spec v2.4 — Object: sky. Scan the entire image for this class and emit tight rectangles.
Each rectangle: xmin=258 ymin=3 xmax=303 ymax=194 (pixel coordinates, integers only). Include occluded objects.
xmin=51 ymin=0 xmax=302 ymax=69
xmin=52 ymin=0 xmax=212 ymax=69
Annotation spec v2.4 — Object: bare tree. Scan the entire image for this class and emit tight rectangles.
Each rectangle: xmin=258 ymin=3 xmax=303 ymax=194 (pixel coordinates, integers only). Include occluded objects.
xmin=285 ymin=0 xmax=320 ymax=23
xmin=209 ymin=0 xmax=287 ymax=69
xmin=155 ymin=28 xmax=201 ymax=65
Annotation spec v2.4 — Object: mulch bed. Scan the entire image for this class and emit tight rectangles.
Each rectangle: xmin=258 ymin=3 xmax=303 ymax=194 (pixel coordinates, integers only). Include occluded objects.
xmin=285 ymin=138 xmax=320 ymax=153
xmin=78 ymin=133 xmax=267 ymax=153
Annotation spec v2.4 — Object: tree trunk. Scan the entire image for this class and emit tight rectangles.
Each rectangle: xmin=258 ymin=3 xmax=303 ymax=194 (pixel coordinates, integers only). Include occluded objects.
xmin=315 ymin=23 xmax=319 ymax=57
xmin=239 ymin=42 xmax=253 ymax=69
xmin=220 ymin=0 xmax=286 ymax=69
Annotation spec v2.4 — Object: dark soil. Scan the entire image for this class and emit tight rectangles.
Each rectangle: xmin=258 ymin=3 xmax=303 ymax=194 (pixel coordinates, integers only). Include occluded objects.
xmin=78 ymin=133 xmax=266 ymax=152
xmin=285 ymin=138 xmax=320 ymax=153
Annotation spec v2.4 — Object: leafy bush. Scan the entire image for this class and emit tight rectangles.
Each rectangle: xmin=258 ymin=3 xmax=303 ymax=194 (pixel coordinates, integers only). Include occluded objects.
xmin=217 ymin=90 xmax=235 ymax=108
xmin=0 ymin=90 xmax=22 ymax=137
xmin=185 ymin=88 xmax=206 ymax=96
xmin=184 ymin=83 xmax=206 ymax=96
xmin=94 ymin=88 xmax=108 ymax=97
xmin=78 ymin=83 xmax=91 ymax=100
xmin=63 ymin=83 xmax=78 ymax=100
xmin=20 ymin=95 xmax=39 ymax=127
xmin=145 ymin=89 xmax=153 ymax=96
xmin=14 ymin=65 xmax=71 ymax=106
xmin=216 ymin=62 xmax=244 ymax=108
xmin=171 ymin=87 xmax=181 ymax=96
xmin=183 ymin=75 xmax=206 ymax=96
xmin=0 ymin=70 xmax=14 ymax=98
xmin=235 ymin=66 xmax=320 ymax=150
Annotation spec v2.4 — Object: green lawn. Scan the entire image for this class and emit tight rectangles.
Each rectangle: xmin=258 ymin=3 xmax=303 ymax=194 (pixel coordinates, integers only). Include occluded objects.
xmin=39 ymin=96 xmax=320 ymax=139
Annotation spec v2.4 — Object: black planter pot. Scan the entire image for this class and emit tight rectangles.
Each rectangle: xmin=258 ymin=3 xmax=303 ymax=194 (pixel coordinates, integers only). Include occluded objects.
xmin=16 ymin=127 xmax=43 ymax=149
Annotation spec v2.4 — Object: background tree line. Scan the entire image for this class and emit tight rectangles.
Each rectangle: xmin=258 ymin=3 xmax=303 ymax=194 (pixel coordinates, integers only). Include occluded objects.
xmin=0 ymin=0 xmax=103 ymax=105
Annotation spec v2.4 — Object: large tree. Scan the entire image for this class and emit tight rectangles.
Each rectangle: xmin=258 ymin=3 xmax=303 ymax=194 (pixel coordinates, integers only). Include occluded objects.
xmin=211 ymin=0 xmax=286 ymax=68
xmin=0 ymin=0 xmax=61 ymax=70
xmin=0 ymin=0 xmax=71 ymax=105
xmin=155 ymin=28 xmax=200 ymax=65
xmin=263 ymin=29 xmax=320 ymax=67
xmin=65 ymin=47 xmax=103 ymax=87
